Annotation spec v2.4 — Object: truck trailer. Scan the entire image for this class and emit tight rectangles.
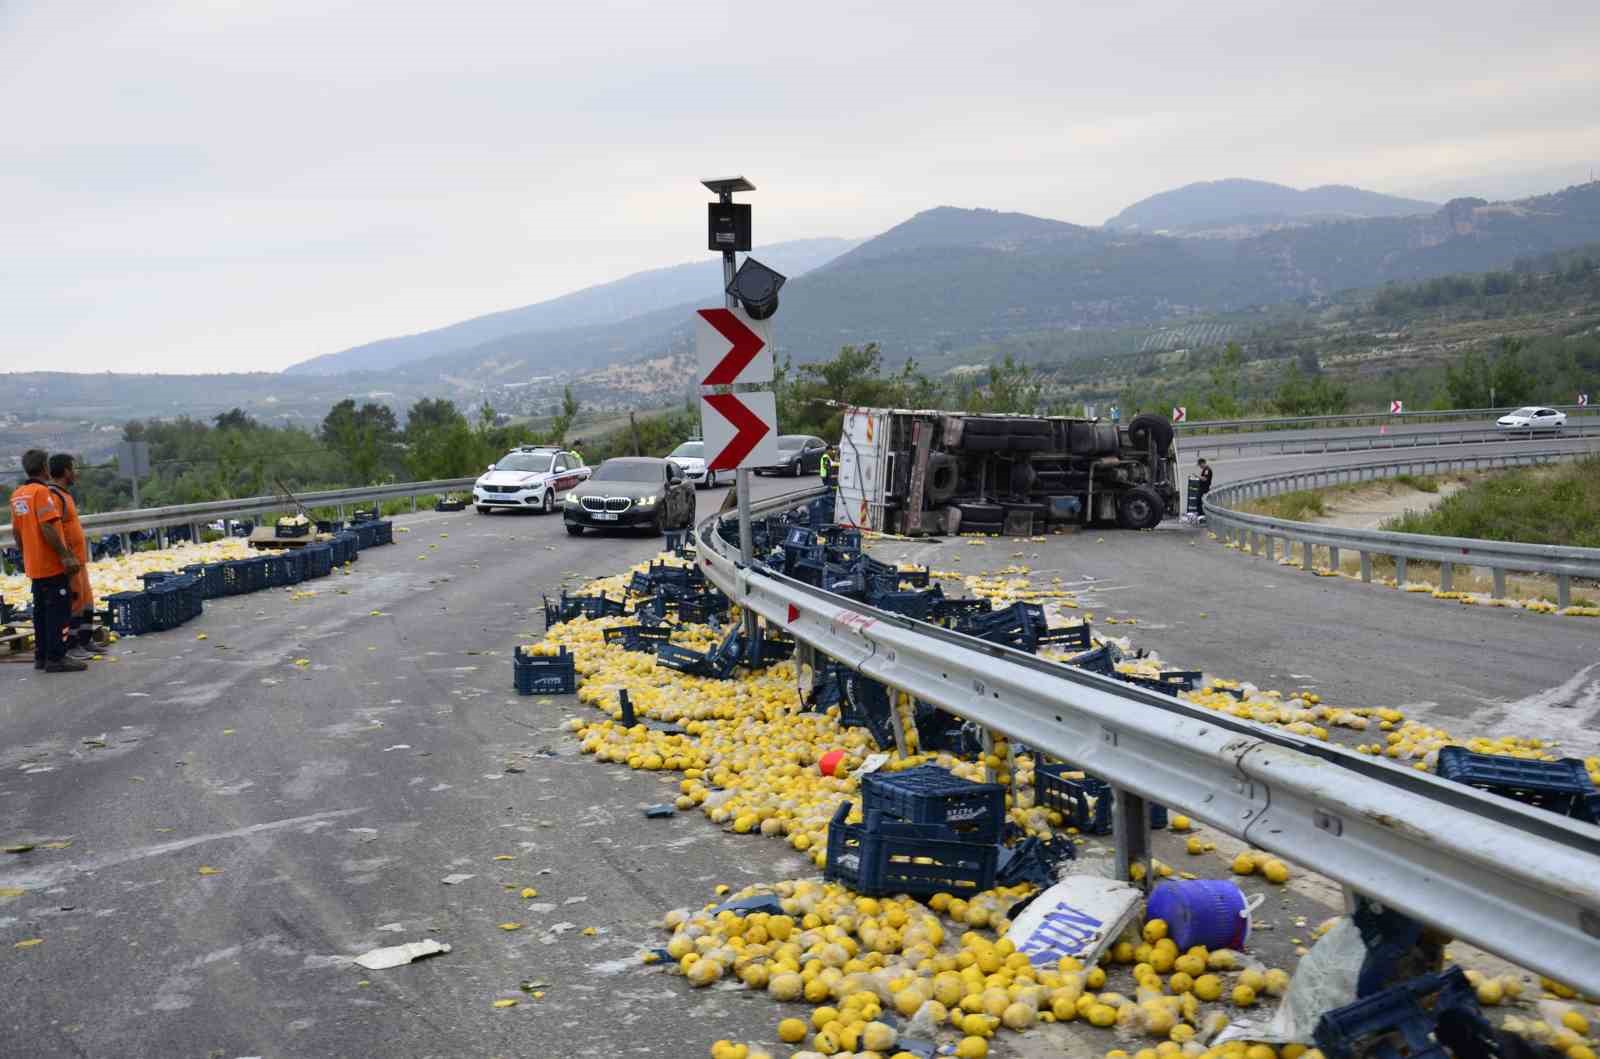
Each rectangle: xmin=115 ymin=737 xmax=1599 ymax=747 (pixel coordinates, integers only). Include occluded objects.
xmin=834 ymin=407 xmax=1179 ymax=536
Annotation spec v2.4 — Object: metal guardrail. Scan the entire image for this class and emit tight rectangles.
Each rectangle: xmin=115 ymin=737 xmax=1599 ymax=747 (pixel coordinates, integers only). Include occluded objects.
xmin=1178 ymin=404 xmax=1595 ymax=434
xmin=0 ymin=478 xmax=475 ymax=550
xmin=696 ymin=485 xmax=1600 ymax=993
xmin=1205 ymin=448 xmax=1600 ymax=607
xmin=1186 ymin=422 xmax=1600 ymax=455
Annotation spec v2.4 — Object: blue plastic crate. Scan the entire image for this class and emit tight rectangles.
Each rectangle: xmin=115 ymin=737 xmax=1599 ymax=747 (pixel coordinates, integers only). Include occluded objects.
xmin=146 ymin=581 xmax=184 ymax=631
xmin=106 ymin=591 xmax=154 ymax=635
xmin=301 ymin=542 xmax=334 ymax=579
xmin=1436 ymin=746 xmax=1597 ymax=821
xmin=1315 ymin=966 xmax=1485 ymax=1059
xmin=182 ymin=563 xmax=227 ymax=600
xmin=171 ymin=572 xmax=204 ymax=621
xmin=513 ymin=646 xmax=577 ymax=695
xmin=280 ymin=549 xmax=305 ymax=584
xmin=602 ymin=624 xmax=673 ymax=653
xmin=372 ymin=520 xmax=394 ymax=545
xmin=862 ymin=766 xmax=1006 ymax=844
xmin=1035 ymin=765 xmax=1114 ymax=834
xmin=824 ymin=802 xmax=999 ymax=898
xmin=352 ymin=522 xmax=379 ymax=550
xmin=838 ymin=672 xmax=899 ymax=750
xmin=330 ymin=532 xmax=359 ymax=564
xmin=260 ymin=552 xmax=290 ymax=588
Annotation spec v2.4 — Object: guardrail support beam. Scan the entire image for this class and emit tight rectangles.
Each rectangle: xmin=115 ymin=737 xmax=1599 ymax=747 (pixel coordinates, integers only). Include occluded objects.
xmin=1439 ymin=563 xmax=1453 ymax=593
xmin=1492 ymin=568 xmax=1506 ymax=599
xmin=1302 ymin=541 xmax=1314 ymax=572
xmin=1112 ymin=786 xmax=1151 ymax=892
xmin=1558 ymin=575 xmax=1571 ymax=609
xmin=1329 ymin=546 xmax=1340 ymax=572
xmin=1395 ymin=555 xmax=1407 ymax=585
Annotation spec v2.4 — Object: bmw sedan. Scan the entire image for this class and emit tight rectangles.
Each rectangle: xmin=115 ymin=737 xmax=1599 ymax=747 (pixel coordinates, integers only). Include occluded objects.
xmin=563 ymin=457 xmax=697 ymax=535
xmin=474 ymin=447 xmax=589 ymax=514
xmin=1495 ymin=406 xmax=1566 ymax=432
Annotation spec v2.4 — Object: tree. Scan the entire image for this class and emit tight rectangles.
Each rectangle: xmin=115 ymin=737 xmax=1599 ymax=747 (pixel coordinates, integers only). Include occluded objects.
xmin=213 ymin=408 xmax=257 ymax=431
xmin=970 ymin=354 xmax=1041 ymax=413
xmin=544 ymin=385 xmax=580 ymax=445
xmin=322 ymin=399 xmax=400 ymax=484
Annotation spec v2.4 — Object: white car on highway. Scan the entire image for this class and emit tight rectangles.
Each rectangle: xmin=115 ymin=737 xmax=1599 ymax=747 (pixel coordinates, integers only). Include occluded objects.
xmin=666 ymin=440 xmax=725 ymax=489
xmin=473 ymin=447 xmax=589 ymax=514
xmin=1495 ymin=406 xmax=1567 ymax=432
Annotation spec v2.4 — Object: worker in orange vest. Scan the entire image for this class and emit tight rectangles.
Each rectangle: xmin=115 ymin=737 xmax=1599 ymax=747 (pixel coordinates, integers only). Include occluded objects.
xmin=8 ymin=449 xmax=84 ymax=671
xmin=49 ymin=453 xmax=96 ymax=661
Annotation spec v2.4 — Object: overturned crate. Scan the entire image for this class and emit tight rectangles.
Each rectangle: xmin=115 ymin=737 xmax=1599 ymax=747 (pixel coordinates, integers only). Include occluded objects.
xmin=824 ymin=802 xmax=999 ymax=898
xmin=513 ymin=646 xmax=577 ymax=695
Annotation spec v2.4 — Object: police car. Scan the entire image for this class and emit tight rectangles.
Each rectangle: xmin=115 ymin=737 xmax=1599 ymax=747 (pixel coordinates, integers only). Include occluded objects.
xmin=473 ymin=447 xmax=589 ymax=515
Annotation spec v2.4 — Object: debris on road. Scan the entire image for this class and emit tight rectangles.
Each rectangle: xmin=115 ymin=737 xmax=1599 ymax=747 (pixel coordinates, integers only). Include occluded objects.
xmin=352 ymin=939 xmax=450 ymax=970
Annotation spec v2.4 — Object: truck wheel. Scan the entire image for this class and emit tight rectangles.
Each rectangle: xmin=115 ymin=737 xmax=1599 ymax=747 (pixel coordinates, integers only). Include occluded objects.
xmin=1116 ymin=485 xmax=1165 ymax=530
xmin=925 ymin=453 xmax=959 ymax=504
xmin=1128 ymin=413 xmax=1175 ymax=454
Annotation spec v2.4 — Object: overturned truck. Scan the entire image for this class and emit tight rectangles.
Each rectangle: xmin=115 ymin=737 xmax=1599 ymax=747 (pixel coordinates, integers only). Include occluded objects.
xmin=834 ymin=407 xmax=1179 ymax=536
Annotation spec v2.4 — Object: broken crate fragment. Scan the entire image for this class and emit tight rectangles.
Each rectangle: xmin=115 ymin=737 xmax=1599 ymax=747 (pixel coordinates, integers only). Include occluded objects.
xmin=353 ymin=939 xmax=451 ymax=970
xmin=644 ymin=804 xmax=676 ymax=818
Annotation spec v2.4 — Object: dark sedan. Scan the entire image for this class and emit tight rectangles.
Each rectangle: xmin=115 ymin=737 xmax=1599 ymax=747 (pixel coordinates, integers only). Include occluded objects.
xmin=755 ymin=434 xmax=828 ymax=477
xmin=563 ymin=457 xmax=697 ymax=535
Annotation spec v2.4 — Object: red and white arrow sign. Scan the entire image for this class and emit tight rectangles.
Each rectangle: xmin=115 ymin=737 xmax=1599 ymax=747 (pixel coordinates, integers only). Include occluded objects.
xmin=696 ymin=307 xmax=773 ymax=387
xmin=1580 ymin=393 xmax=1590 ymax=407
xmin=701 ymin=391 xmax=779 ymax=471
xmin=1390 ymin=399 xmax=1404 ymax=414
xmin=1171 ymin=406 xmax=1187 ymax=423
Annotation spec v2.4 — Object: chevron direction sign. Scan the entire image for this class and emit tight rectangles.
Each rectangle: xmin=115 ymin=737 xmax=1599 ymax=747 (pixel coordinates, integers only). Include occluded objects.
xmin=696 ymin=307 xmax=773 ymax=386
xmin=701 ymin=391 xmax=779 ymax=471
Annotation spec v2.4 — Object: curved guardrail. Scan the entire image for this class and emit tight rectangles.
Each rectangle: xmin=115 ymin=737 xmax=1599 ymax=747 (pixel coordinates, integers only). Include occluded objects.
xmin=1185 ymin=422 xmax=1600 ymax=455
xmin=1204 ymin=448 xmax=1600 ymax=606
xmin=0 ymin=477 xmax=476 ymax=551
xmin=1179 ymin=404 xmax=1596 ymax=434
xmin=695 ymin=485 xmax=1600 ymax=993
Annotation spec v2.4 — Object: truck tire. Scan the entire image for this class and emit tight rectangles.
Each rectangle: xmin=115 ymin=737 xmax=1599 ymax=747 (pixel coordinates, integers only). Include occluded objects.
xmin=1116 ymin=485 xmax=1165 ymax=530
xmin=1128 ymin=413 xmax=1175 ymax=454
xmin=925 ymin=453 xmax=959 ymax=504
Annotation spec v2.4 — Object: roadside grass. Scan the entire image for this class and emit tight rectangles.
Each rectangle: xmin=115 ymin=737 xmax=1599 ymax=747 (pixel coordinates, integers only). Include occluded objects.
xmin=1379 ymin=457 xmax=1600 ymax=548
xmin=1239 ymin=474 xmax=1462 ymax=521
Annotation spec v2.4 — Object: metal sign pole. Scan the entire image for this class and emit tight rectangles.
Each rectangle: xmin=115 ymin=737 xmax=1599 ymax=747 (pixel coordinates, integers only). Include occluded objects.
xmin=716 ymin=187 xmax=759 ymax=642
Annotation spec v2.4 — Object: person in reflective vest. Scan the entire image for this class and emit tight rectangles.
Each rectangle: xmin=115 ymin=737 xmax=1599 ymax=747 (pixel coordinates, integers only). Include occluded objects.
xmin=8 ymin=449 xmax=84 ymax=672
xmin=818 ymin=451 xmax=832 ymax=481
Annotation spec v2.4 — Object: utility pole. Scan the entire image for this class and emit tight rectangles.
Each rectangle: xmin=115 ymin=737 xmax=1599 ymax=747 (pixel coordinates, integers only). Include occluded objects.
xmin=702 ymin=177 xmax=760 ymax=642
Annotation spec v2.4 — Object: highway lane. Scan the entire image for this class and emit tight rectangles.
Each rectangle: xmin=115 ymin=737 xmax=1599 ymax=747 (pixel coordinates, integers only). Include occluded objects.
xmin=0 ymin=477 xmax=809 ymax=1059
xmin=1182 ymin=415 xmax=1596 ymax=454
xmin=885 ymin=438 xmax=1600 ymax=760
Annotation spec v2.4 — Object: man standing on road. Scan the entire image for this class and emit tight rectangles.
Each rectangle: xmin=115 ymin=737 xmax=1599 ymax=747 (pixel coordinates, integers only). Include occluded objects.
xmin=818 ymin=448 xmax=832 ymax=483
xmin=570 ymin=440 xmax=585 ymax=467
xmin=48 ymin=453 xmax=96 ymax=661
xmin=1196 ymin=457 xmax=1214 ymax=518
xmin=8 ymin=449 xmax=84 ymax=672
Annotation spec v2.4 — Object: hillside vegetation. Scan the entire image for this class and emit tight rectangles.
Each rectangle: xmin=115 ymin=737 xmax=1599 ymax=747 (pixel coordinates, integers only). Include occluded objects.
xmin=1103 ymin=178 xmax=1436 ymax=233
xmin=1381 ymin=458 xmax=1600 ymax=548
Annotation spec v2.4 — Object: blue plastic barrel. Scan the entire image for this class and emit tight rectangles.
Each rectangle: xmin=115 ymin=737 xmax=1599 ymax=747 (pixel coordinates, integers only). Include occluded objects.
xmin=1146 ymin=879 xmax=1251 ymax=950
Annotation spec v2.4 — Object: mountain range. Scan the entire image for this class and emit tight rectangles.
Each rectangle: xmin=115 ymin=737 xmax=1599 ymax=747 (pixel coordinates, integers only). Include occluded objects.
xmin=1102 ymin=178 xmax=1437 ymax=234
xmin=306 ymin=179 xmax=1600 ymax=402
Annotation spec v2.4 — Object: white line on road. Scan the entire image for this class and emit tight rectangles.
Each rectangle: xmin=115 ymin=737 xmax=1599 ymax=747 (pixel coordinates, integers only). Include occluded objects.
xmin=0 ymin=807 xmax=368 ymax=889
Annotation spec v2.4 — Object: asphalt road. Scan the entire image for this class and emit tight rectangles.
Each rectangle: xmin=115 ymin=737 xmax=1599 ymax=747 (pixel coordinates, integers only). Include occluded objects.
xmin=0 ymin=477 xmax=820 ymax=1059
xmin=1182 ymin=416 xmax=1596 ymax=456
xmin=4 ymin=444 xmax=1595 ymax=1059
xmin=884 ymin=440 xmax=1600 ymax=759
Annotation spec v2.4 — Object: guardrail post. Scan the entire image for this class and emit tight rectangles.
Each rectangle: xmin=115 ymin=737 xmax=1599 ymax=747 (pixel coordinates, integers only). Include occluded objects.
xmin=1112 ymin=786 xmax=1151 ymax=892
xmin=1395 ymin=555 xmax=1407 ymax=585
xmin=1557 ymin=575 xmax=1571 ymax=610
xmin=1264 ymin=535 xmax=1275 ymax=561
xmin=1439 ymin=563 xmax=1453 ymax=593
xmin=411 ymin=496 xmax=418 ymax=513
xmin=1359 ymin=552 xmax=1372 ymax=582
xmin=1492 ymin=569 xmax=1506 ymax=599
xmin=1329 ymin=546 xmax=1340 ymax=572
xmin=1302 ymin=541 xmax=1314 ymax=572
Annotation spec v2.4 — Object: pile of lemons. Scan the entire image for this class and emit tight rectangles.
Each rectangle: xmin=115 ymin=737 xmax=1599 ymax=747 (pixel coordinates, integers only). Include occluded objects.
xmin=670 ymin=889 xmax=1320 ymax=1059
xmin=1 ymin=536 xmax=254 ymax=608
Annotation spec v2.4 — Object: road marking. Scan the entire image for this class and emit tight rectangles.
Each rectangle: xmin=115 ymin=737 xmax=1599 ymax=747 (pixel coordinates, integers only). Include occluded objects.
xmin=1470 ymin=662 xmax=1600 ymax=756
xmin=0 ymin=807 xmax=367 ymax=889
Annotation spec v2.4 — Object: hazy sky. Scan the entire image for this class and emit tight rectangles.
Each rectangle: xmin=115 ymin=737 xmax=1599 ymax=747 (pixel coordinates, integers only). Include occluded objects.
xmin=4 ymin=1 xmax=1597 ymax=376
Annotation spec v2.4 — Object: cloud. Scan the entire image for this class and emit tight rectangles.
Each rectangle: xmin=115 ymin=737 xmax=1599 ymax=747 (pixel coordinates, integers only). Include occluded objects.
xmin=2 ymin=0 xmax=1596 ymax=374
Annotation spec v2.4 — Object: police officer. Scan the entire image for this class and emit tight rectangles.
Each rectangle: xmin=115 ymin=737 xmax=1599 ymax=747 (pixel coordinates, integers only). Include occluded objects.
xmin=9 ymin=449 xmax=84 ymax=672
xmin=818 ymin=448 xmax=832 ymax=482
xmin=1195 ymin=457 xmax=1214 ymax=517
